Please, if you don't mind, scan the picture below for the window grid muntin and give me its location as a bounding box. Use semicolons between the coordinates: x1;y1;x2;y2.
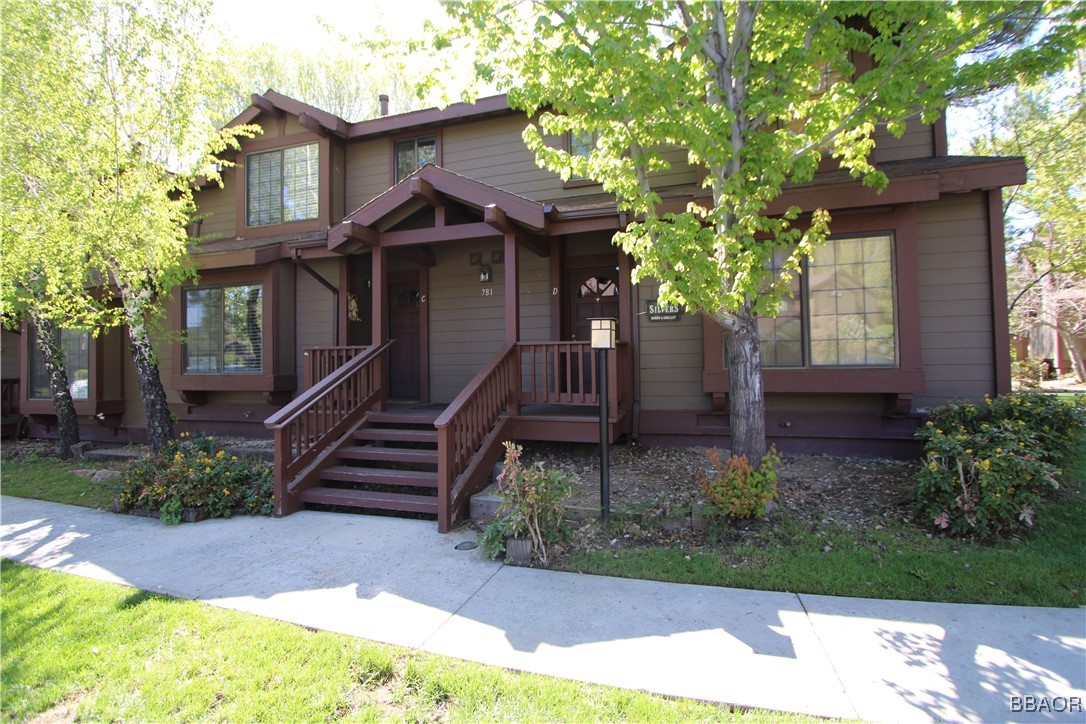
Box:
183;285;263;375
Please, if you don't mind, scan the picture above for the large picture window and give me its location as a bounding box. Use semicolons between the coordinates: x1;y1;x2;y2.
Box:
759;234;897;367
246;143;319;227
28;327;89;399
183;285;263;374
394;136;436;183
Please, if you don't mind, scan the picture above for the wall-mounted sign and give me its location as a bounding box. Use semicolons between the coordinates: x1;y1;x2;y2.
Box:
646;299;683;321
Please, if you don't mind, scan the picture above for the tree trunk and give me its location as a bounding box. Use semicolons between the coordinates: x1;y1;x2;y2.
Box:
32;315;81;459
721;312;767;466
1065;332;1086;383
123;286;173;452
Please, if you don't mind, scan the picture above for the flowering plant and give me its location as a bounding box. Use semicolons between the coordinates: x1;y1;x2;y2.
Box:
118;434;273;525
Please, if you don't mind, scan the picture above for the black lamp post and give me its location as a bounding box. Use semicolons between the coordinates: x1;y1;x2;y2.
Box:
590;317;616;524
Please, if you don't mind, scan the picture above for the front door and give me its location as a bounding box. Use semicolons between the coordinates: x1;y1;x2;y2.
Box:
388;276;421;400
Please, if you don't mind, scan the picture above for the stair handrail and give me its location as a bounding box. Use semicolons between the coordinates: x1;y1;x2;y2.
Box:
265;341;392;513
434;342;518;530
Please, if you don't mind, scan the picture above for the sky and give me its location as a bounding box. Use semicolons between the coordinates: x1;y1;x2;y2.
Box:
207;0;982;150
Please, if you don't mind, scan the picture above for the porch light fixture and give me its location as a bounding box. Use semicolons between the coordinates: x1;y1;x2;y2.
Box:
479;264;492;283
590;318;616;350
589;317;616;524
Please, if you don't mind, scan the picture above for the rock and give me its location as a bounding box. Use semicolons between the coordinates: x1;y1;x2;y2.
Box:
108;496;122;513
762;500;780;517
70;441;94;459
91;470;121;483
69;469;97;477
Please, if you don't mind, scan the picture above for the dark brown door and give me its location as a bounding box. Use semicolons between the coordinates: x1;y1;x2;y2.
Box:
388;279;420;399
567;267;620;341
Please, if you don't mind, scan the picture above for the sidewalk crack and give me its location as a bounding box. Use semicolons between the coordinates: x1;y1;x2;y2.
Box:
418;561;505;649
796;593;861;720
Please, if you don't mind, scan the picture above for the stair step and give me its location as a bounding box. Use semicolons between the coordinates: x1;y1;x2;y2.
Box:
298;486;438;514
353;428;438;444
320;465;438;488
368;411;441;426
338;447;439;465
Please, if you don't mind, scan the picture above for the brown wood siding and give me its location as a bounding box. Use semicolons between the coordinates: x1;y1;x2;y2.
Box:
344;141;390;213
294;257;339;391
874;115;935;162
331;144;346;224
637;279;710;411
277;261;296;379
518;250;552;341
915;192;995;408
197;167;237;240
428;241;508;402
441;116;697;202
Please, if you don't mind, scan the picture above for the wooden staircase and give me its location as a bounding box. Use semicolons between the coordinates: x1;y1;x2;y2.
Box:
297;410;441;517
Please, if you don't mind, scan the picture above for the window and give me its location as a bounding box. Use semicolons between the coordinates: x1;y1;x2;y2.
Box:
568;130;596;180
28;327;89;399
394;136;436;183
183;285;263;374
758;234;896;367
246;143;319;227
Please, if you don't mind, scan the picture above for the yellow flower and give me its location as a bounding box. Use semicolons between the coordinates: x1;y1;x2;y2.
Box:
204;467;211;473
216;450;226;459
230;456;238;462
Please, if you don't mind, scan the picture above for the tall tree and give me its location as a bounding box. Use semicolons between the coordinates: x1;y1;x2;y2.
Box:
972;49;1086;380
1;0;250;453
439;0;1086;463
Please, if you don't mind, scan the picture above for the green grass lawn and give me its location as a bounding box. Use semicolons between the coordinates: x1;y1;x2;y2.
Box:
1;458;120;509
558;437;1086;608
0;561;811;722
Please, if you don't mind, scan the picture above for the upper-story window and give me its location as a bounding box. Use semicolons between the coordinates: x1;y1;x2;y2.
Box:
568;130;596;180
395;136;436;183
759;234;896;367
246;143;319;227
183;284;263;374
28;327;89;399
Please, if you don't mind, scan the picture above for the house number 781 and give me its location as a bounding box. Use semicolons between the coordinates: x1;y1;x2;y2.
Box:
481;287;494;296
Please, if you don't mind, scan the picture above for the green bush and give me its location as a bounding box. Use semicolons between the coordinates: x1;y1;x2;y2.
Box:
479;442;576;565
915;393;1085;537
118;434;273;525
696;446;780;519
1010;348;1047;390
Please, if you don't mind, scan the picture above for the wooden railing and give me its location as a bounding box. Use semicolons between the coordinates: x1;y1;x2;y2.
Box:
434;343;518;532
517;341;630;414
265;342;390;515
303;346;369;389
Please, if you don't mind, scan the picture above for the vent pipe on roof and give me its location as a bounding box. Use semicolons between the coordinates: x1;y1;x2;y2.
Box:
379;94;389;116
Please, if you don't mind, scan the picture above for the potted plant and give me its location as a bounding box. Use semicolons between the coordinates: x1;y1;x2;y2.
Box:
479;441;576;565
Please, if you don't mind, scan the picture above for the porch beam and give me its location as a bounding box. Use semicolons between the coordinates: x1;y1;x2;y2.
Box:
381;221;500;247
410;177;444;209
486;204;550;257
329;220;379;253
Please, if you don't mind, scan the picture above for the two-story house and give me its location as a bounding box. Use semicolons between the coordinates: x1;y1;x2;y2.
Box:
17;89;1025;530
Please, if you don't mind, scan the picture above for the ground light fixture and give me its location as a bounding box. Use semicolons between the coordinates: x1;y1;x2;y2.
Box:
589;317;616;524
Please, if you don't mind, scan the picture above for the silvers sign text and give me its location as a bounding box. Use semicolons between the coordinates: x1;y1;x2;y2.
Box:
647;300;683;321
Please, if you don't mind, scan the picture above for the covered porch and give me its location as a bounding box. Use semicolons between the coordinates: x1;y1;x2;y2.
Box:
266;165;636;531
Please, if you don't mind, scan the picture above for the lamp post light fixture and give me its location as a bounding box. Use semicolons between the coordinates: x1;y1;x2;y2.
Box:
589;317;616;524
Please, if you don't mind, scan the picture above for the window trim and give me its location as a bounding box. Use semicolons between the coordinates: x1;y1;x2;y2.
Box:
760;232;899;369
233;132;330;239
389;130;442;186
181;283;266;376
701;204;924;398
245;142;320;229
171;264;296;396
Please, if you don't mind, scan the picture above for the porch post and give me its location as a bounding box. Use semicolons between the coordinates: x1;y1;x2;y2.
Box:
504;232;519;344
504;232;520;416
371;246;387;411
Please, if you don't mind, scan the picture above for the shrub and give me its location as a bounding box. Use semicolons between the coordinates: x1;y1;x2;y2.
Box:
1010;348;1047;390
914;393;1085;537
117;434;273;525
479;442;576;565
696;446;780;519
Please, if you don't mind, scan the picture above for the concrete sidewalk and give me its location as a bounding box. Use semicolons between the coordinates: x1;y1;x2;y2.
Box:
2;496;1083;722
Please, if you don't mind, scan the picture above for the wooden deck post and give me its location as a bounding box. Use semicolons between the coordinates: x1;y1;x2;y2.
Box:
372;246;387;412
504;232;521;416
